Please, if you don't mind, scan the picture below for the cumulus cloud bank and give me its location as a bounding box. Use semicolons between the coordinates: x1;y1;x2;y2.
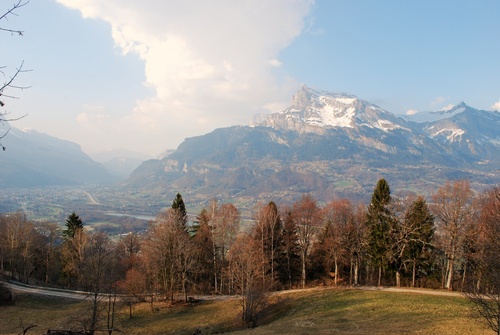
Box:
57;0;314;151
490;99;500;111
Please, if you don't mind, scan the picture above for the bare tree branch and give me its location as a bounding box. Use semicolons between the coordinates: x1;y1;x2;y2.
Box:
1;60;31;95
0;0;29;36
0;113;28;123
17;318;37;335
1;0;31;149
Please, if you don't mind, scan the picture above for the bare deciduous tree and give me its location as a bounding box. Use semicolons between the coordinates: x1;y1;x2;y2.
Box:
205;200;240;294
119;268;147;318
62;228;87;289
292;195;322;288
344;204;366;286
465;187;500;335
143;208;196;302
35;222;60;284
319;199;355;286
81;233;114;335
432;180;476;290
117;232;141;271
1;1;29;149
0;212;38;282
253;201;281;288
228;233;267;328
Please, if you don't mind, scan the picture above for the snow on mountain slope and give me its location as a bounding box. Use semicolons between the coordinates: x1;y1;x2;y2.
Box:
126;85;499;204
256;85;410;133
421;104;500;157
404;102;469;123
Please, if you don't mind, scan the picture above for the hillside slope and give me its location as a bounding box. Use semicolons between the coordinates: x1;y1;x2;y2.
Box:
125;86;500;203
0;127;115;187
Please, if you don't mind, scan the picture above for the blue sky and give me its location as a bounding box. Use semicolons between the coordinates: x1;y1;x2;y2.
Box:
2;0;499;156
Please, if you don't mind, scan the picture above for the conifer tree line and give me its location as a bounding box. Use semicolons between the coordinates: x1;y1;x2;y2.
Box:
0;182;499;299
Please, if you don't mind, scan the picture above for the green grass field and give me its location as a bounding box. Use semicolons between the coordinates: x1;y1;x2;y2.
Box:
0;287;490;335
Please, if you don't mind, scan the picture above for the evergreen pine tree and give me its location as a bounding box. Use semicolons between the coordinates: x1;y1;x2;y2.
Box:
404;196;435;287
172;193;187;227
366;178;392;286
63;212;83;240
278;210;301;289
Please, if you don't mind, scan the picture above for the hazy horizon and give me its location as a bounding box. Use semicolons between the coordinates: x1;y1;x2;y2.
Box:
3;0;500;156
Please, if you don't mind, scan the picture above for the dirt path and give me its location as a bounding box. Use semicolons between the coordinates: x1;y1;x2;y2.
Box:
5;281;88;300
5;280;464;302
5;280;239;302
355;285;464;297
271;285;465;299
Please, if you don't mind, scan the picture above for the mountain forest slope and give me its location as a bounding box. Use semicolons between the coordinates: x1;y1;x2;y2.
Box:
125;86;500;203
0;127;114;187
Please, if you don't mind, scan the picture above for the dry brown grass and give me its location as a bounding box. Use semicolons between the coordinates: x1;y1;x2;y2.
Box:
232;287;490;335
0;293;84;335
0;288;491;335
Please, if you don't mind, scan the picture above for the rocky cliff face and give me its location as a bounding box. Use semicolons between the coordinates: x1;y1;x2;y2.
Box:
125;86;500;203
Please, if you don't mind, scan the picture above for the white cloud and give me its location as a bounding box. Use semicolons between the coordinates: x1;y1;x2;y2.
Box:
57;0;314;151
76;112;89;124
431;96;447;107
269;59;283;67
406;109;418;115
490;99;500;111
441;104;455;112
76;105;111;130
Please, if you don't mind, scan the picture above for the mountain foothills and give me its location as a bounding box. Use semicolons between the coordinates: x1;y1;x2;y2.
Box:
0;127;114;187
126;86;500;203
1;85;498;200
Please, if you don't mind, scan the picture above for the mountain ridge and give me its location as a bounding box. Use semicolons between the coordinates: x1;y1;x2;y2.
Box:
0;126;116;187
125;86;500;204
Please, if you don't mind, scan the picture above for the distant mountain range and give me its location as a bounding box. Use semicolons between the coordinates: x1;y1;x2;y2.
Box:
90;149;152;179
0;127;115;187
1;85;498;201
125;86;500;203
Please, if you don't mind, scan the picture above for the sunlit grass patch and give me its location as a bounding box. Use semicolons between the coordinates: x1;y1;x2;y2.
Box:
0;288;491;335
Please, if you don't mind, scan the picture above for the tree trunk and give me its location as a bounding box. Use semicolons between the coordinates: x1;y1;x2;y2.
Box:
445;258;454;290
378;264;382;287
354;258;359;286
213;241;218;294
271;232;275;283
461;265;467;292
89;291;99;335
334;257;338;286
182;272;187;302
476;272;482;292
301;251;306;289
45;251;50;284
349;257;353;286
412;260;416;288
287;254;292;290
395;270;401;288
107;292;116;335
170;275;174;302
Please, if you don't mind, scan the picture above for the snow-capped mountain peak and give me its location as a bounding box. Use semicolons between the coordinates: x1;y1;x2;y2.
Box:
256;85;407;133
404;102;473;123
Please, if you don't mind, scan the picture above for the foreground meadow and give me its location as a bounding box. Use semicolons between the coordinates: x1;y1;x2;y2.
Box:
0;287;490;335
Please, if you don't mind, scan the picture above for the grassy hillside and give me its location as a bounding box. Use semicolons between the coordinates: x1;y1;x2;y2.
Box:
0;287;490;335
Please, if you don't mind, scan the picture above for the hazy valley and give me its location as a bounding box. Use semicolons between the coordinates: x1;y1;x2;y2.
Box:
1;86;499;230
